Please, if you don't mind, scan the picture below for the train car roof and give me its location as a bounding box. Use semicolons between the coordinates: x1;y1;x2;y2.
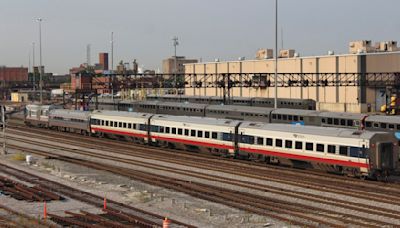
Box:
91;110;153;118
50;109;90;118
366;115;400;123
240;122;383;139
136;100;161;105
207;104;274;113
317;112;366;119
152;114;240;127
271;108;320;116
158;102;208;109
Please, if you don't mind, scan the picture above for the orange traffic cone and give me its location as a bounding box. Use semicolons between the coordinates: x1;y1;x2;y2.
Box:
163;217;171;228
43;201;47;219
103;197;107;209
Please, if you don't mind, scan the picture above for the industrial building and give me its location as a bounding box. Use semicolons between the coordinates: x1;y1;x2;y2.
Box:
0;66;28;82
184;41;400;113
163;56;198;77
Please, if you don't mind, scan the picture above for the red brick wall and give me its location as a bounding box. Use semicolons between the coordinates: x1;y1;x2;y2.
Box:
0;67;28;81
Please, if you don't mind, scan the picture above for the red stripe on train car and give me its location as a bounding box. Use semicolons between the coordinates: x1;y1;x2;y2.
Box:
151;135;234;150
91;127;148;138
240;147;369;168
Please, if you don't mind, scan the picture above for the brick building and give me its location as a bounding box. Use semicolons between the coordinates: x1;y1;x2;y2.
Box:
0;66;28;81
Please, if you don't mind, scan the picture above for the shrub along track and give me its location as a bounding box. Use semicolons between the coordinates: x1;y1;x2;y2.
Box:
4;127;400;227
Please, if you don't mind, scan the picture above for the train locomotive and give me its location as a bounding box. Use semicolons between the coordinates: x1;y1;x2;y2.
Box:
24;105;398;179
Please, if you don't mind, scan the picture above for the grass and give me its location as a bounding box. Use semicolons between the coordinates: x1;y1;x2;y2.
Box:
10;152;26;161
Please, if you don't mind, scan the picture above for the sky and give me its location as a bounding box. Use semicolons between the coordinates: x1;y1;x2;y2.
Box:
0;0;399;74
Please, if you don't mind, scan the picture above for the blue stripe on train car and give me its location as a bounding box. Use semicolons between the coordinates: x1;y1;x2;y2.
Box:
291;121;305;126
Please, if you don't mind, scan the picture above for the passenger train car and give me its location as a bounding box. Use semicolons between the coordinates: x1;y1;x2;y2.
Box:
24;104;60;127
24;106;399;179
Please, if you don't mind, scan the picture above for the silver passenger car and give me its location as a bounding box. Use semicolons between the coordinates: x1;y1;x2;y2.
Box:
49;109;91;133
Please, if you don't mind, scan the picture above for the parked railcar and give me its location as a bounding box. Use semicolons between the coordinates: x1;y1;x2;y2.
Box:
206;105;273;122
149;115;240;155
24;104;59;127
365;115;400;140
90;110;153;143
49;109;91;134
237;123;397;178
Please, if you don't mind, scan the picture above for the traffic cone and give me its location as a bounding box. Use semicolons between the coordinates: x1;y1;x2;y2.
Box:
163;217;171;228
103;197;107;209
43;201;47;220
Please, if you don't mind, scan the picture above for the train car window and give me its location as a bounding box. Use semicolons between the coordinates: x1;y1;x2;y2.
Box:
288;115;293;121
191;130;196;137
339;146;348;156
123;123;127;128
316;144;324;152
109;121;113;127
327;145;336;154
305;143;313;151
133;124;137;129
272;114;277;119
380;123;387;129
275;139;282;147
257;138;264;145
150;126;160;132
184;129;189;136
128;123;132;128
295;141;302;150
327;118;333;124
266;138;273;146
205;131;210;138
340;119;346;126
300;116;304;121
277;115;282;120
397;125;400;130
198;131;203;138
365;122;372;128
139;124;147;131
389;124;395;129
101;120;104;125
172;128;177;134
282;115;287;120
285;140;292;149
333;119;339;125
223;133;233;141
241;113;244;116
166;127;170;133
321;118;326;123
159;126;164;133
119;122;122;128
294;116;299;121
373;123;379;128
212;132;218;139
347;120;353;126
354;121;360;126
106;121;109;126
178;128;183;135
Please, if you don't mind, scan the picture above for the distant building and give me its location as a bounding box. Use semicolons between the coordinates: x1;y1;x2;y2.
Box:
99;53;109;70
162;56;198;76
0;66;28;81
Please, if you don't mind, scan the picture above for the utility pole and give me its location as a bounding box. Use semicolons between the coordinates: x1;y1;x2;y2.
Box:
274;0;278;109
37;18;43;104
1;106;6;155
172;36;179;95
32;42;36;93
110;32;114;101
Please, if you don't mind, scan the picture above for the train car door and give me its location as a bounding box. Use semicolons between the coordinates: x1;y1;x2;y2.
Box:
378;142;394;170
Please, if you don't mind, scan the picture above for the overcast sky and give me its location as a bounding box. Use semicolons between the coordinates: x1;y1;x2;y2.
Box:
0;0;399;74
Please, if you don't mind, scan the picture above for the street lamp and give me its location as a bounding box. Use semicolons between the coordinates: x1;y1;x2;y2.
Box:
274;0;278;109
172;36;179;94
37;18;43;104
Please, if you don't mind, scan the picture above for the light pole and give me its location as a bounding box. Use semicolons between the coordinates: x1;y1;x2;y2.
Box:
1;106;6;155
110;32;114;101
37;18;43;104
274;0;278;109
172;36;179;94
32;42;36;93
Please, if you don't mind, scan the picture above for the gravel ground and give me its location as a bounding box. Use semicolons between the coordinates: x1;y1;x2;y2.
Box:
4;130;400;226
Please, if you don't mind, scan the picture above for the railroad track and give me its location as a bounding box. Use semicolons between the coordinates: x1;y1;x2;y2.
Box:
4;131;400;227
0;163;194;228
8;127;400;203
